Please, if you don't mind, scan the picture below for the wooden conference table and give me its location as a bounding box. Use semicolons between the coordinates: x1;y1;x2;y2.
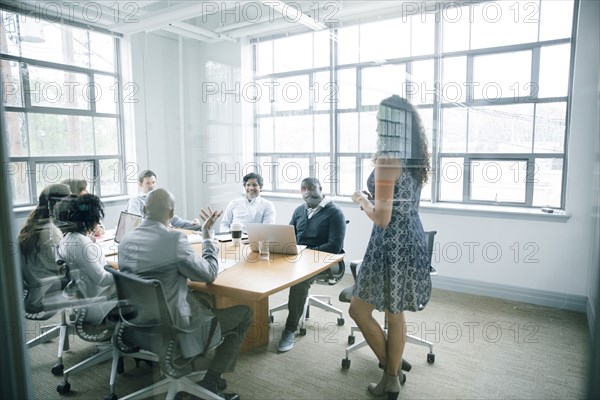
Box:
188;240;344;350
100;231;343;350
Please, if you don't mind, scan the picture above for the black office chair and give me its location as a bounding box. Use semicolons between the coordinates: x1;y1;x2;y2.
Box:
269;220;348;336
104;266;225;400
340;230;438;369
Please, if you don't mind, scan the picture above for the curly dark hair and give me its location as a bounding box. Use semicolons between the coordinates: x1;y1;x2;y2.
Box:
60;194;105;234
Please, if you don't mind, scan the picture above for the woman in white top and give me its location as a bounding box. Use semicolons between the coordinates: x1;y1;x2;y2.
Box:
58;194;117;324
18;184;71;316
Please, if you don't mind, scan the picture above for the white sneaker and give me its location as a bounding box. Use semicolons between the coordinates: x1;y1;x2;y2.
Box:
277;329;296;352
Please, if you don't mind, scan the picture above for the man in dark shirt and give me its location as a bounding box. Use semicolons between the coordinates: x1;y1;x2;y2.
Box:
277;177;346;352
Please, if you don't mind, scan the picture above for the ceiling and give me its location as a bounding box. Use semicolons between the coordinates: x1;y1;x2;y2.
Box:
5;0;425;43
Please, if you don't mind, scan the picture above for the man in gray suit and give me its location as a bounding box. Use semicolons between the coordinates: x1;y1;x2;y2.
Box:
118;188;251;400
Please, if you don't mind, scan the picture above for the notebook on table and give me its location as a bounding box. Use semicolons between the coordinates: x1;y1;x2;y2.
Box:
245;223;306;255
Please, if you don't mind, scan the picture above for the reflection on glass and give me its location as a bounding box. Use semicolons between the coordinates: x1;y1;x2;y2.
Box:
439;157;464;201
532;158;563;208
534;103;566;153
468;104;534;153
470;160;526;203
539;44;570;98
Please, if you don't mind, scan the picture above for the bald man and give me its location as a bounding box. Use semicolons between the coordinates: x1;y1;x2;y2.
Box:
118;188;251;400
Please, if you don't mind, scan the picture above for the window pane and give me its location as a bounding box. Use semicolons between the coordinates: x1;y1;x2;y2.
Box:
534;103;566;153
441;106;467;152
273;33;312;73
20;18;90;68
35;161;94;196
5;112;28;156
439;157;464;201
257;156;274;191
338;156;356;195
441;56;466;103
532;158;563;207
359;110;378;153
28;114;94;156
94;74;117;114
257;117;274;153
278;158;309;191
99;159;121;196
468;104;534;153
313;30;329;68
470;1;539;50
539;44;571;98
2;60;22;106
89;32;115;72
362;64;406;106
411;14;435;56
470;160;527;203
360;18;410;62
539;0;574;41
255;79;273;114
314;114;330;152
339;112;358;152
276;75;309;112
9;161;30;206
29;66;90;109
361;158;374;189
473;51;531;101
255;41;273;75
419;107;434;155
274;115;313;152
337;68;356;109
441;5;470;52
337;26;359;65
1;11;21;56
316;156;333;195
409;60;434;105
314;71;332;111
95;117;119;155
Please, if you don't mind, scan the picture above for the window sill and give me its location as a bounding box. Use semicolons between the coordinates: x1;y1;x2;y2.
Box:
13;195;130;218
261;192;570;222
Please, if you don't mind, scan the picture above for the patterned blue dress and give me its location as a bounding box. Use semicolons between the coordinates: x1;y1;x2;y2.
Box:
353;169;432;313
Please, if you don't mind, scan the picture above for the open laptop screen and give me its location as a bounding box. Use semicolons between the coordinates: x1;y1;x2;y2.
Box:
114;211;142;243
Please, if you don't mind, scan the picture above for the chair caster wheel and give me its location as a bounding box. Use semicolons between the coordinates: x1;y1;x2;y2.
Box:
348;335;355;345
427;353;435;364
51;363;64;376
341;358;351;369
57;381;71;394
337;318;344;326
104;393;118;400
299;328;307;336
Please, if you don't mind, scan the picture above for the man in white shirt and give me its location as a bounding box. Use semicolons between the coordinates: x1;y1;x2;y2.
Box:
127;170;201;230
219;172;276;232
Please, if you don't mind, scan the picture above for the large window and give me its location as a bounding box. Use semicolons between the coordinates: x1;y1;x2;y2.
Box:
1;8;125;206
252;0;575;209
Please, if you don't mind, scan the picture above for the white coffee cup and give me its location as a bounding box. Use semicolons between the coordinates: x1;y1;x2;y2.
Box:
230;222;243;245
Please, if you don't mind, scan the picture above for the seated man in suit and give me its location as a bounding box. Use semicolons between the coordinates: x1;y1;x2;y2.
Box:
118;188;252;400
219;172;276;232
277;177;346;352
126;170;201;230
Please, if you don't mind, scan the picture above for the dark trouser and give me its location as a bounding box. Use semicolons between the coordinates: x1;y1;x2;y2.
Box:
284;278;312;332
210;305;253;373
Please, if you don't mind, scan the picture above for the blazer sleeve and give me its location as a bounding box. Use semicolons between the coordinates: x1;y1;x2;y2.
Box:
175;234;219;283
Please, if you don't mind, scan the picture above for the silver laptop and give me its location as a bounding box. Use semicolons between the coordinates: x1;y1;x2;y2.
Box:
246;223;306;255
114;211;143;243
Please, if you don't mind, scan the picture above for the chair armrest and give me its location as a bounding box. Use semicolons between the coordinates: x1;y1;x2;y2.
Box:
349;259;363;281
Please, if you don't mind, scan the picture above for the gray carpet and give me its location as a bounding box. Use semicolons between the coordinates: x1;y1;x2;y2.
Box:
26;274;590;399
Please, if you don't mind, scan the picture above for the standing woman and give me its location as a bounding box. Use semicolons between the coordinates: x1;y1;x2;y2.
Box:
350;95;432;399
